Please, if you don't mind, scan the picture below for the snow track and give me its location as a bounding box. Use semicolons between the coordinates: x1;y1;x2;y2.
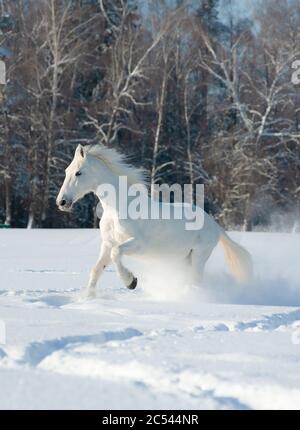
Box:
0;229;300;409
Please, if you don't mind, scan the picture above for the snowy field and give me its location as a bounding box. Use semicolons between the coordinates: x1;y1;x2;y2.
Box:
0;228;300;410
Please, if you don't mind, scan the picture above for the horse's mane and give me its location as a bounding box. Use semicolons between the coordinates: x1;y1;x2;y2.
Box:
86;144;148;186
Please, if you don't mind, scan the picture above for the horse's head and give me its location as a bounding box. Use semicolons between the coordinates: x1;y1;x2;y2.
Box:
56;144;97;211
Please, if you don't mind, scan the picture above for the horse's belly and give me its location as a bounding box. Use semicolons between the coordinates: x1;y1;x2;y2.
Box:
141;220;198;257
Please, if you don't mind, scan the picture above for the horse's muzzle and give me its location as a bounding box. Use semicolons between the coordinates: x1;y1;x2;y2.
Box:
57;198;73;212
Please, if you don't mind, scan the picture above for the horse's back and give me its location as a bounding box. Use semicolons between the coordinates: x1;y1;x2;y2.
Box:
100;201;221;259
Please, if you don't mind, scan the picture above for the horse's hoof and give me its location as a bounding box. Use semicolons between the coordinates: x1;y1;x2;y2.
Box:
78;287;96;300
127;277;137;290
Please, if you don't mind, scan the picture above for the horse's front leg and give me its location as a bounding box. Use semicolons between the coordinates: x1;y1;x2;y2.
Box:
82;243;112;298
111;238;141;290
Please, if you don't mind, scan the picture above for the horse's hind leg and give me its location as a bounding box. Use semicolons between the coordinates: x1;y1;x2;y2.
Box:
111;238;141;290
191;244;215;284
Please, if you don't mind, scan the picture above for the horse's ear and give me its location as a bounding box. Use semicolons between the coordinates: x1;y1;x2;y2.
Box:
76;144;86;159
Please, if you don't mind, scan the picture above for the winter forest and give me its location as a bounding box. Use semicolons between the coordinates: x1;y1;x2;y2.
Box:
0;0;300;229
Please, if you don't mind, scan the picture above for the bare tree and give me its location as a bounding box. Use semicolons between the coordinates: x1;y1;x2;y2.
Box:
85;1;175;147
195;0;300;228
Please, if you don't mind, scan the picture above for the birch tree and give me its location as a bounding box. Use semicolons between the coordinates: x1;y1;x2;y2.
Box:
85;1;175;147
195;0;300;228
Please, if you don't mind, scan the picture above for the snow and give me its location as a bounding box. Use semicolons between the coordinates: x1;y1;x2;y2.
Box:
0;229;300;410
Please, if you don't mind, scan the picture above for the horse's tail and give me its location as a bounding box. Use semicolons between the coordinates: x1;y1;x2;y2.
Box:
219;229;253;283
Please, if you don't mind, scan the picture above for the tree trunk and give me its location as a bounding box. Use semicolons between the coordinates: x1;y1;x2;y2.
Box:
184;73;194;204
243;198;252;231
4;175;11;225
151;66;167;198
41;0;59;223
27;177;39;229
27;212;34;229
27;134;40;228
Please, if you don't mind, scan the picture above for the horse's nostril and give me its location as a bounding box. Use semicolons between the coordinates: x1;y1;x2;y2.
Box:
60;199;66;206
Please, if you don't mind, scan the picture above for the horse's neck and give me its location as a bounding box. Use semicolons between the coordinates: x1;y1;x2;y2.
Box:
96;173;129;214
96;173;149;220
96;170;118;208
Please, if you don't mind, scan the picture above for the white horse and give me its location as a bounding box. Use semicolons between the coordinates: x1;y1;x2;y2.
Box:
57;144;253;298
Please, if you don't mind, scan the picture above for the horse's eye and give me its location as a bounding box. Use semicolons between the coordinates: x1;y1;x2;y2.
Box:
75;171;82;177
